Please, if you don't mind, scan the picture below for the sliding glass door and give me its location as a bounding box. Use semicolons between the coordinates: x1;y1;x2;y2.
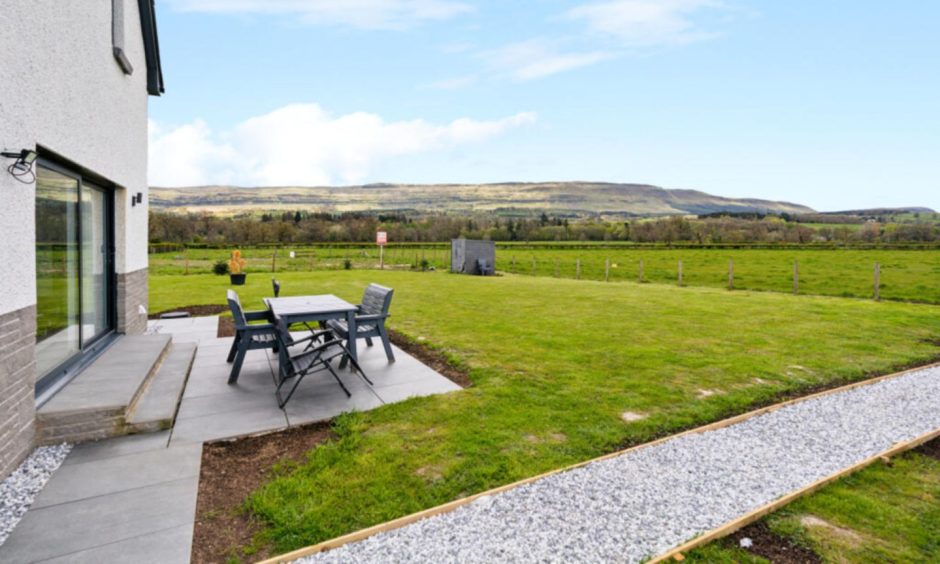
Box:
35;163;114;391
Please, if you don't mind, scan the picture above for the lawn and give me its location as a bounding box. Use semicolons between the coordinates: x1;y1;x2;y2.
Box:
687;442;940;562
149;270;940;556
150;246;940;303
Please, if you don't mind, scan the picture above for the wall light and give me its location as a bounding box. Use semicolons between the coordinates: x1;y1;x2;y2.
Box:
2;149;38;183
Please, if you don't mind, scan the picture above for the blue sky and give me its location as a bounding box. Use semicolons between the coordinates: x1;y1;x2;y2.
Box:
149;1;939;212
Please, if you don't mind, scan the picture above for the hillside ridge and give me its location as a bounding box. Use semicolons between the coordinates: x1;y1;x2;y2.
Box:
150;182;815;217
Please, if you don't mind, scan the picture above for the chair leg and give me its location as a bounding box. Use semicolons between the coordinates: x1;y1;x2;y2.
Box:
226;333;240;363
325;363;352;397
276;375;304;408
345;353;373;386
228;347;246;384
378;326;395;363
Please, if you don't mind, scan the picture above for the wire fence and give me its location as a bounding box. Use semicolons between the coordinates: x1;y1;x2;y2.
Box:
149;245;940;304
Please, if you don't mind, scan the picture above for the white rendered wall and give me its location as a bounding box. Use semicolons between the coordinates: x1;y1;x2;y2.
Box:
0;0;151;317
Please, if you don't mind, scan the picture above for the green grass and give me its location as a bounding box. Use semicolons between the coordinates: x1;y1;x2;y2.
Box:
149;270;940;555
150;246;940;304
687;446;940;562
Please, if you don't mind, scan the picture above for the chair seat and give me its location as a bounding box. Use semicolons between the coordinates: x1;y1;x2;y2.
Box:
250;332;277;343
326;319;376;337
288;343;342;373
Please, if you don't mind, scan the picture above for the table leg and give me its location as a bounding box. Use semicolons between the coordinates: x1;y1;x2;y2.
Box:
346;310;358;367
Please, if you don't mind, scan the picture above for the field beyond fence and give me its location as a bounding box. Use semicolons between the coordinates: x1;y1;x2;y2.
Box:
149;244;940;304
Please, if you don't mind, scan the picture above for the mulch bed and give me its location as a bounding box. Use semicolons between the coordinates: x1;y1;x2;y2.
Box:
914;436;940;461
192;422;334;564
218;316;235;338
149;304;229;320
725;521;822;563
388;329;473;388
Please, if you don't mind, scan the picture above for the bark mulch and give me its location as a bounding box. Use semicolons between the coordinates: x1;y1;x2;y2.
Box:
914;436;940;461
388;329;472;388
149;304;229;320
191;422;334;564
725;521;822;563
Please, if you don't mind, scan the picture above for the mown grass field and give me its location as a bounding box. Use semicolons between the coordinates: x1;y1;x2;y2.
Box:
150;246;940;303
688;443;940;562
149;270;940;556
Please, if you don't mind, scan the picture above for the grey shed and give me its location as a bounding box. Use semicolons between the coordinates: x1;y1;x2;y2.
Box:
451;239;496;275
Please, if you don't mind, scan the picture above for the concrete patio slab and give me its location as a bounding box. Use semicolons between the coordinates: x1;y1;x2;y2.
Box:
147;317;219;344
32;443;202;508
41;522;194;564
62;431;172;466
0;475;199;563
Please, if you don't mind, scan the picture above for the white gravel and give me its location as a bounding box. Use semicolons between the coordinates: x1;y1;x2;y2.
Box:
299;366;940;563
0;444;71;546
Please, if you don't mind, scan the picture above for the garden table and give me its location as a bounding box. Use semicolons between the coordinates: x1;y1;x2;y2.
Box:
264;295;360;363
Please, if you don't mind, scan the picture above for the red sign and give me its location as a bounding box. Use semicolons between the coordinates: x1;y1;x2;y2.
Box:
376;231;387;246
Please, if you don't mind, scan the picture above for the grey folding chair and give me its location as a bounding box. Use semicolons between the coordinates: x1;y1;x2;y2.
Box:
327;283;395;363
272;316;371;408
226;289;277;384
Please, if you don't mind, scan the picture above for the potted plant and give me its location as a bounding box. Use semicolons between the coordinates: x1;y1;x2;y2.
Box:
228;250;247;285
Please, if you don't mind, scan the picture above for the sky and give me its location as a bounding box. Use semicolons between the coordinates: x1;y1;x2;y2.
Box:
149;0;940;212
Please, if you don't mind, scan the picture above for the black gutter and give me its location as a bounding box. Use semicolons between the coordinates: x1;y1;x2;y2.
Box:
138;0;164;96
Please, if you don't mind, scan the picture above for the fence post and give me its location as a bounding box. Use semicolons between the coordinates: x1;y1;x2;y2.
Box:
728;259;734;290
793;261;799;294
272;248;277;273
638;259;644;283
576;259;581;280
605;258;610;282
874;262;881;301
678;260;684;286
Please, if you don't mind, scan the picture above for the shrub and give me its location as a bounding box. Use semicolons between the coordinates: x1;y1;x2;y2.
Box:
212;260;229;276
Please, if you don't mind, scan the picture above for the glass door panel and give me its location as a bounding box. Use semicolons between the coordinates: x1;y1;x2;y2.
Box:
81;183;110;344
35;167;81;377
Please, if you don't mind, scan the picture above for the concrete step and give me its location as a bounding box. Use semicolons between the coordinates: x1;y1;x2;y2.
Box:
37;335;172;444
127;343;197;433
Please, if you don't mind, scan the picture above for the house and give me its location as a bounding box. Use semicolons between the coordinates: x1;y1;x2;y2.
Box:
0;1;164;479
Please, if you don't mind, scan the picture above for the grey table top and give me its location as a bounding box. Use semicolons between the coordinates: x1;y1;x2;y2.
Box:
264;294;358;318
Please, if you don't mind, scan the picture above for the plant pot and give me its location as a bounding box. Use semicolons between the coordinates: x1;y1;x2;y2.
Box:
230;273;247;286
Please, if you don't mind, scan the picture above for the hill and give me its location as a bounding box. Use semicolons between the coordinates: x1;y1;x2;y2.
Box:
149;182;814;218
823;207;936;216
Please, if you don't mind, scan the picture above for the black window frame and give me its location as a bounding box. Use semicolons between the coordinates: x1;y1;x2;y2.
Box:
34;154;119;405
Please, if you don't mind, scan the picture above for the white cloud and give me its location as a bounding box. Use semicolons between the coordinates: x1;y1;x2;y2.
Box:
485;40;613;81
148;104;536;186
567;0;725;47
167;0;473;30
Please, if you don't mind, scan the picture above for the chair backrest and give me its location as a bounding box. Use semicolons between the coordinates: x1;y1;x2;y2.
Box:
272;315;295;347
272;278;281;297
226;289;247;327
360;284;393;317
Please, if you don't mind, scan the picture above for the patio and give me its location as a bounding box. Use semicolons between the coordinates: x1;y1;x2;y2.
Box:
0;315;461;562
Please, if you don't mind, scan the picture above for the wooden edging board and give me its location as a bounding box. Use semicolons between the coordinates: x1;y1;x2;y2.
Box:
258;360;940;564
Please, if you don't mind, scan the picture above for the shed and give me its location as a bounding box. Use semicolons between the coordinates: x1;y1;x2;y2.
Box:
451;239;496;275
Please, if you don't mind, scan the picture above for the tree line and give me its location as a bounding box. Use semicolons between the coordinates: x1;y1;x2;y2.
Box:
149;210;940;246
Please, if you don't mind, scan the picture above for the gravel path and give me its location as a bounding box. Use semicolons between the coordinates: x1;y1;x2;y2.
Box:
300;366;940;563
0;444;71;546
